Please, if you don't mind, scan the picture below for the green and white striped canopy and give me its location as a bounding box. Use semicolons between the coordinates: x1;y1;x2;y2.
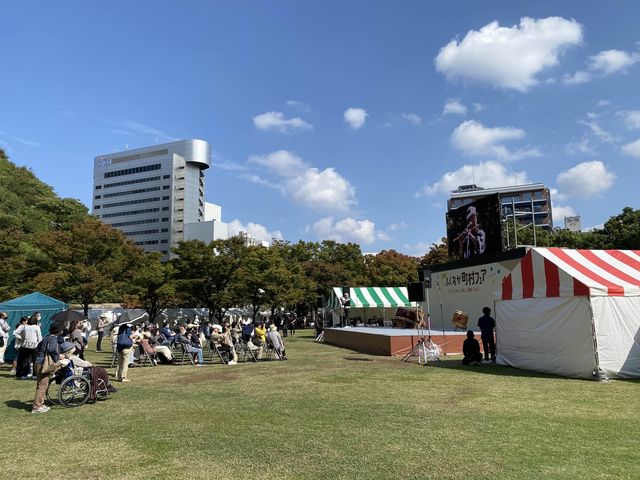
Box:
327;287;413;309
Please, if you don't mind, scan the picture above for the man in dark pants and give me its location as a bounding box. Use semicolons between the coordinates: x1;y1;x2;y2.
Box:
478;306;496;363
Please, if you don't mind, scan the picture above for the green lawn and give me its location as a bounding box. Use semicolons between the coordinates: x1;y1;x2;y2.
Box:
1;330;638;480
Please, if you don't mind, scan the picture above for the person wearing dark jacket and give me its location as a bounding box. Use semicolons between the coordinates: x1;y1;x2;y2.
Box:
462;331;482;366
477;307;496;363
32;322;65;413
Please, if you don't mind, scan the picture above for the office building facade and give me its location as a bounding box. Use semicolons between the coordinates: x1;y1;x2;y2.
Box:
93;139;226;258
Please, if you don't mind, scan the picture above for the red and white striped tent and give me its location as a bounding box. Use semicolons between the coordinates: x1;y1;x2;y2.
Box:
495;247;640;379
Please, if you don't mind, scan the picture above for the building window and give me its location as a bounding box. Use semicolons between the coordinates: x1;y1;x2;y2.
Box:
103;176;161;189
160;239;168;244
112;218;160;228
161;250;168;254
163;174;170;179
162;196;170;200
95;185;102;189
161;228;168;233
94;195;102;199
102;197;161;209
103;186;161;198
104;163;161;179
102;207;160;219
162;185;170;190
134;240;159;246
94;205;101;210
123;229;160;236
162;207;169;211
161;217;169;222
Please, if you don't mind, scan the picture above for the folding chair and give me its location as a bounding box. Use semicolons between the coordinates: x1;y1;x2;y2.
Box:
237;341;258;363
209;342;230;365
180;343;196;366
139;340;158;367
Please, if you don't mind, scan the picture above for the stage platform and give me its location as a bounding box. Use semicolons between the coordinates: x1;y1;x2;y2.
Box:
323;327;473;356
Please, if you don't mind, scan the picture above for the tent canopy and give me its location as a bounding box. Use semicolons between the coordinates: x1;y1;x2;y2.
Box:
328;287;413;309
0;292;68;361
499;247;640;300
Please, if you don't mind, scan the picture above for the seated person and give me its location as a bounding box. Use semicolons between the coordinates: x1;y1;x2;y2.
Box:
241;320;254;343
267;324;286;360
254;322;267;346
160;322;176;347
221;323;238;365
59;342;117;393
462;330;482;366
176;325;204;366
146;331;173;363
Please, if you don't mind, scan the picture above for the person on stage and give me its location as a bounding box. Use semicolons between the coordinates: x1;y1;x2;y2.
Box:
478;306;496;363
340;291;351;327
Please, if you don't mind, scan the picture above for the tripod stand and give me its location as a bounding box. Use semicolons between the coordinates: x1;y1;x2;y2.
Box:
402;285;442;364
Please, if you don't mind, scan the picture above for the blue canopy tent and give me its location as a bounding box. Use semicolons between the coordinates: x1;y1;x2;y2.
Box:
0;292;67;361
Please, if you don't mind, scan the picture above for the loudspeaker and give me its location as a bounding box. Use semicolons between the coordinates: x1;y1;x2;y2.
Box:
419;270;432;288
341;286;350;296
407;282;425;302
316;296;324;308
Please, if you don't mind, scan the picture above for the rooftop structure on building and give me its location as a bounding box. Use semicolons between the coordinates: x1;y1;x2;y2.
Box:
92;139;228;259
448;182;553;230
564;215;582;232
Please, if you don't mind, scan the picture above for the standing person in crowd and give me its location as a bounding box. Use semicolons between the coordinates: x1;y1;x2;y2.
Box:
115;323;134;382
81;317;91;347
32;322;66;414
14;315;42;379
290;315;297;336
96;313;108;352
221;323;238;365
282;313;289;338
462;330;482;366
0;311;9;365
9;316;29;375
478;306;496;363
267;324;287;360
69;320;85;360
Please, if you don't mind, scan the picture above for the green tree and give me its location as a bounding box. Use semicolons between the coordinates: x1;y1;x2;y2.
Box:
598;207;640;249
33;218;143;316
171;236;247;321
364;250;419;286
420;238;449;269
129;253;178;321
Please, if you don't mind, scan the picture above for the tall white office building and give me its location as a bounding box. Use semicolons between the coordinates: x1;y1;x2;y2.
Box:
92;139;228;259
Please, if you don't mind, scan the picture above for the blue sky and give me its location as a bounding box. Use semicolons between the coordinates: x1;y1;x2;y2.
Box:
2;1;640;255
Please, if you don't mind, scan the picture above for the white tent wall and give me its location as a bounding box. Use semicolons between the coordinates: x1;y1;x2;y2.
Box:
496;296;597;379
591;296;640;378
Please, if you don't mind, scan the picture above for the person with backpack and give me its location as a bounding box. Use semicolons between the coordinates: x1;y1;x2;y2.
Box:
115;323;134;382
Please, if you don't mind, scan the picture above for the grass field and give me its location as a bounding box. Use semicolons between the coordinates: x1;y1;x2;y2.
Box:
1;329;639;480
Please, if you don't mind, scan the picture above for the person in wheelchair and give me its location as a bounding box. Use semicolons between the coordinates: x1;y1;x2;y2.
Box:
59;342;118;393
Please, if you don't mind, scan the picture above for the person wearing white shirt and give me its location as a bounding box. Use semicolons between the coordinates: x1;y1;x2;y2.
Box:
0;311;10;364
14;315;42;379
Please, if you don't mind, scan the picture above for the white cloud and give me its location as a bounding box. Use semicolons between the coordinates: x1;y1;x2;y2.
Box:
443;99;467;115
344;108;368;129
472;103;486;112
589;49;640;75
435;16;583;92
228;220;283;244
556;160;616;198
553;204;577;222
450;120;540;160
622;139;640;158
103;119;177;141
578;120;617;143
401;113;422;125
562;70;591;85
309;217;387;244
618;110;640;129
285;100;309;112
564;137;595;155
253;111;313;134
417;161;529;196
249;150;356;212
597;99;610;107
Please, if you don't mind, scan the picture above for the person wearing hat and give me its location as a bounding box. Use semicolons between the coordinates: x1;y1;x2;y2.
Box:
478;307;496;363
60;342;118;393
267;324;286;360
96;313;108;352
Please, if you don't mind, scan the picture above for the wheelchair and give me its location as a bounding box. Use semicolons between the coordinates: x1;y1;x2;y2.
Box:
46;361;110;408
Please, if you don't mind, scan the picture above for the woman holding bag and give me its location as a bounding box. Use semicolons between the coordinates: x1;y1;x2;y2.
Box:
32;322;66;414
